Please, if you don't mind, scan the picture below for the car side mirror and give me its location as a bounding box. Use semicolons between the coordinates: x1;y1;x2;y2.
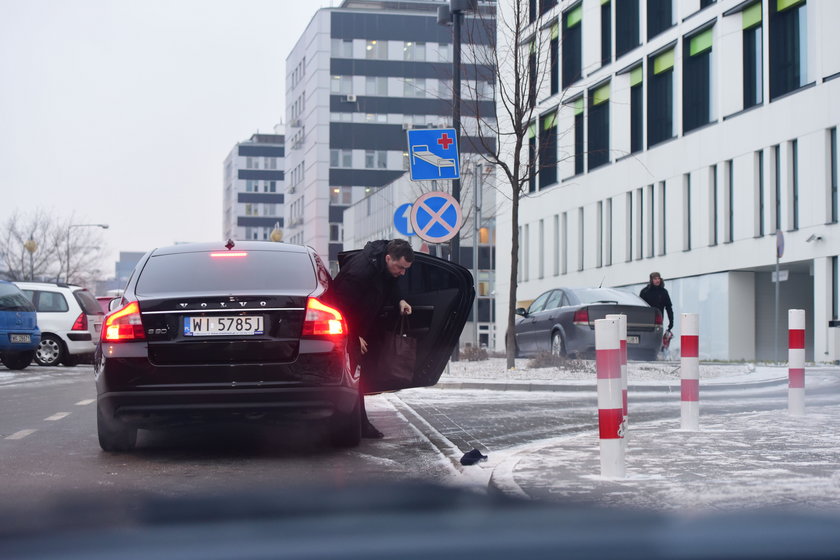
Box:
515;307;527;317
108;298;122;312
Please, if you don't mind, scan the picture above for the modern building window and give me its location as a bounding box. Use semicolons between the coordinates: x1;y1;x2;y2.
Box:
769;0;807;100
528;44;537;109
710;164;718;246
364;150;387;169
626;191;633;261
528;123;537;193
774;144;782;231
832;256;839;320
572;97;584;175
757;150;766;236
831;127;838;223
331;39;353;58
403;41;426;61
530;0;537;23
588;82;610;170
683;27;713;133
365;76;388;96
365;39;387;60
541;0;558;16
616;0;640;58
791;139;799;230
553;214;560;275
596;201;604;268
578;207;585;271
742;2;763;109
601;0;612;66
561;212;568;274
606;198;613;265
524;224;530;281
550;23;559;96
330;75;352;94
539;111;558;188
701;0;715;7
647;0;672;40
683;173;692;251
562;3;583;89
630;65;643;153
404;78;426;98
539;219;545;278
657;181;666;255
635;187;644;260
726;160;734;243
646;184;655;257
330;149;352;168
648;48;674;147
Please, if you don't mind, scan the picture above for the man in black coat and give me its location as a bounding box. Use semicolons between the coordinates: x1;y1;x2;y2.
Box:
639;272;674;332
329;239;414;438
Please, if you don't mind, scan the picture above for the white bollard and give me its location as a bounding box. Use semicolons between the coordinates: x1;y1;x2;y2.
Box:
788;309;806;416
680;313;700;431
595;318;625;478
606;314;628;430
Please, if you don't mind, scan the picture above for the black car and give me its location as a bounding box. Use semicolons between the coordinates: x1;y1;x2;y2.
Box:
514;287;663;360
95;242;473;452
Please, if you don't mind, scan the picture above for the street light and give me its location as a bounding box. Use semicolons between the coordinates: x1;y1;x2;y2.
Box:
66;223;109;283
24;239;37;281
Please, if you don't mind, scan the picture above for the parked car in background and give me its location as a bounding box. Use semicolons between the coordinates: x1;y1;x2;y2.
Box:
514;287;663;361
0;281;41;370
15;282;104;367
96;296;114;314
95;241;473;452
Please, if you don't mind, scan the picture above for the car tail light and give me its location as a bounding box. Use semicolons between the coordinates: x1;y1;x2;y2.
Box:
71;313;88;331
102;301;146;342
210;252;248;258
654;310;663;325
301;298;346;337
572;308;589;326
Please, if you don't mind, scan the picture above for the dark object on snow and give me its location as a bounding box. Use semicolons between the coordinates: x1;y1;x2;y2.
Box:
460;449;488;466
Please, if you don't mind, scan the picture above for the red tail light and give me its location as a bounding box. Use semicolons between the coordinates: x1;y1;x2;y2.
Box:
102;301;146;342
654;310;663;325
572;308;589;325
71;313;87;331
301;298;346;337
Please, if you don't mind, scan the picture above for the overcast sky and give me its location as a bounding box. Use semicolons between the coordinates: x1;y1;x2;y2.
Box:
0;0;339;274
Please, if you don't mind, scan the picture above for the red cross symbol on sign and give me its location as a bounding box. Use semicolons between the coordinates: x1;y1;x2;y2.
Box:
437;133;453;150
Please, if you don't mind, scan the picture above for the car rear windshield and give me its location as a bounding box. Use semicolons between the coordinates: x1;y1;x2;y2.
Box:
74;289;105;315
573;288;643;306
135;250;317;295
0;284;36;312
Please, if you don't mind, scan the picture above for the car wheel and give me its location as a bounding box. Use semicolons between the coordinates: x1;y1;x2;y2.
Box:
550;332;565;357
1;350;35;370
97;405;137;452
329;401;361;448
34;334;65;367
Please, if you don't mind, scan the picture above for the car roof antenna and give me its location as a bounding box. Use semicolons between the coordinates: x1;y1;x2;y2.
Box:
598;276;605;288
225;239;235;250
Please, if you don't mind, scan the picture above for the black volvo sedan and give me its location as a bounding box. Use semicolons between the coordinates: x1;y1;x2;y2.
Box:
95;241;473;452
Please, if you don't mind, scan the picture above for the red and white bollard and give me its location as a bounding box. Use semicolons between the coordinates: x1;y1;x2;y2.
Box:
606;313;628;431
595;318;625;478
680;313;700;431
788;309;806;416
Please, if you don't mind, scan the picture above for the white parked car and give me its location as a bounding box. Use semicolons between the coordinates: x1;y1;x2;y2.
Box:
14;282;105;366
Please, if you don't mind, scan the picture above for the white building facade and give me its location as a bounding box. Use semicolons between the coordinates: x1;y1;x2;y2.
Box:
223;133;286;242
495;0;840;361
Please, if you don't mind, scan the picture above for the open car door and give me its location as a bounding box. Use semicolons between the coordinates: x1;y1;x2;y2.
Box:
336;251;475;393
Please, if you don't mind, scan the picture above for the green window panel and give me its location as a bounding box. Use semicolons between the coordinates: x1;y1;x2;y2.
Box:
573;98;584;115
543;112;557;129
550;22;559;40
593;83;611;105
777;0;805;12
653;49;674;74
742;2;762;29
630;66;643;86
566;4;582;28
689;28;713;56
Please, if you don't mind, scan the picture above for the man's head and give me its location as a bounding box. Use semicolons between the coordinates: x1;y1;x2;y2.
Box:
385;239;414;277
650;272;662;286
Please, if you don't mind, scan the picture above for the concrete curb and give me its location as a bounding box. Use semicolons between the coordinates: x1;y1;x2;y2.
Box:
431;375;788;393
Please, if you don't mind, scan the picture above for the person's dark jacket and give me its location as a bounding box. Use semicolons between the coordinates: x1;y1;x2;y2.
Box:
328;240;402;341
640;281;674;330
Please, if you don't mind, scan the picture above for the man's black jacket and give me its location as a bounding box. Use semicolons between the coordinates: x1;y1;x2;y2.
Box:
328;240;401;341
639;281;674;330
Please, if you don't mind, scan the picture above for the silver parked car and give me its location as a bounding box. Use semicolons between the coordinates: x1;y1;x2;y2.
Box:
514;287;663;361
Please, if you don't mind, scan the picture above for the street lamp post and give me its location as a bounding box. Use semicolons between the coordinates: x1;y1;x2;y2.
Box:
23;239;38;281
66;223;109;283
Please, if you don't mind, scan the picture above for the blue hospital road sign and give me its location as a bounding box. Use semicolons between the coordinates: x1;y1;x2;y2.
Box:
410;191;463;244
406;128;460;181
393;203;415;236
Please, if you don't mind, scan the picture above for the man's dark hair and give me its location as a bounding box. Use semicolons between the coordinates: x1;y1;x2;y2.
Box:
386;239;414;263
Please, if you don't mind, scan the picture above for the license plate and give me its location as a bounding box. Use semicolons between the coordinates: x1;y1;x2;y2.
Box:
184;316;264;336
10;334;31;344
627;335;640;344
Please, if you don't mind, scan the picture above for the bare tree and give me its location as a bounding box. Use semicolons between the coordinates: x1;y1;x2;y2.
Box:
0;210;107;288
462;0;553;367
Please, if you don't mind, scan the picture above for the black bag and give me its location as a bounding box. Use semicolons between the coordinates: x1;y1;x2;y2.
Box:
369;315;417;390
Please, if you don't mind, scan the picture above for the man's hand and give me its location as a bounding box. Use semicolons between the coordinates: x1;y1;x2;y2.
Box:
359;337;368;354
399;299;412;315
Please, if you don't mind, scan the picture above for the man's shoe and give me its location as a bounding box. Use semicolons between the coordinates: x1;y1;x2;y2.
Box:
362;421;384;439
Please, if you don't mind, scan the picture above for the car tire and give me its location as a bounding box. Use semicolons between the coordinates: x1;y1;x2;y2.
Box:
35;334;65;367
550;332;565;358
329;401;361;448
97;405;137;452
1;350;35;370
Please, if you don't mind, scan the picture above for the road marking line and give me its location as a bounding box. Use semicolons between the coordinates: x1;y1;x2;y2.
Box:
75;399;95;406
6;429;37;440
45;412;70;421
